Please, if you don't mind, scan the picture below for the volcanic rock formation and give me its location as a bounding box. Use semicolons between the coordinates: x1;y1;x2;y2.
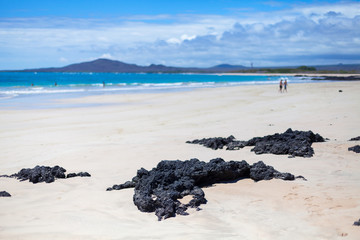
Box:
107;158;301;220
354;219;360;226
0;191;11;197
348;145;360;153
349;136;360;141
1;165;91;184
187;128;325;157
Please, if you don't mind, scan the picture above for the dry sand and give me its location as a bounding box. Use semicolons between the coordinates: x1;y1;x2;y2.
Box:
0;81;360;239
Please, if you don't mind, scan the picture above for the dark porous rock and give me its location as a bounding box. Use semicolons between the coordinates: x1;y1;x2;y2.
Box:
348;145;360;153
187;128;325;157
186;136;236;150
106;181;136;191
250;161;295;181
1;166;91;184
66;173;77;178
108;158;300;220
295;175;307;181
349;136;360;141
0;191;11;197
77;172;91;177
354;219;360;226
67;172;91;178
14;165;66;183
248;128;325;157
226;141;247;150
312;76;360;81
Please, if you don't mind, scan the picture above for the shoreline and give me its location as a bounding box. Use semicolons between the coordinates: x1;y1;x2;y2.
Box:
0;79;356;111
217;72;360;77
0;80;338;110
0;74;316;110
1;72;359;104
1;81;360;239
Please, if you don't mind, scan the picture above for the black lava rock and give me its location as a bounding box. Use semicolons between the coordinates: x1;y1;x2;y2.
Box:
1;166;91;184
66;173;77;178
354;219;360;226
77;172;91;177
186;136;237;150
67;172;91;178
0;191;11;197
187;128;325;157
349;136;360;141
106;181;136;191
348;145;360;153
250;161;295;181
311;76;360;81
108;158;298;220
248;128;324;157
14;165;66;183
226;140;247;150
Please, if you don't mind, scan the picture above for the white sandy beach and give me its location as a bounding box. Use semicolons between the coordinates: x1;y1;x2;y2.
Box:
1;81;360;239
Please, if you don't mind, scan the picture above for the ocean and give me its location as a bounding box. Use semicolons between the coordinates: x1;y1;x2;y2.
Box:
0;72;314;109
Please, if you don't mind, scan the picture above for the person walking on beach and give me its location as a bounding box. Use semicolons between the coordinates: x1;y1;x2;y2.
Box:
284;80;287;92
279;80;283;93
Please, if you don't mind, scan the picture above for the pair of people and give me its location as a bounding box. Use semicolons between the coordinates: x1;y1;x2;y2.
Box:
279;79;287;92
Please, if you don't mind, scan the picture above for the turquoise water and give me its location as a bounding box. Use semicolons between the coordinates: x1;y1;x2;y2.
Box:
0;72;313;96
0;72;313;109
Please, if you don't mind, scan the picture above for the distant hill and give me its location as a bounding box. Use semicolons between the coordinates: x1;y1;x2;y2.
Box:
206;64;248;72
13;59;249;73
19;59;182;73
2;59;359;73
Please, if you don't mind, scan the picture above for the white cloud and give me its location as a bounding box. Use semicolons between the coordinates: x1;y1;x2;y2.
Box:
166;38;181;44
0;1;359;69
99;53;114;59
166;34;196;44
59;57;68;62
181;34;196;41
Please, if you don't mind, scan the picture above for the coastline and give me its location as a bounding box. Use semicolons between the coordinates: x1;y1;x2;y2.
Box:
218;72;360;77
1;81;360;239
1;72;359;106
0;72;315;108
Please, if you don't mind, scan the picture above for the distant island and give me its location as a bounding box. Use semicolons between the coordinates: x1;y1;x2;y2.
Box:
2;59;248;73
2;58;360;74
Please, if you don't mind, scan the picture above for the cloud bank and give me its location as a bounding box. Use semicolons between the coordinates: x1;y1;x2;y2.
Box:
0;1;359;69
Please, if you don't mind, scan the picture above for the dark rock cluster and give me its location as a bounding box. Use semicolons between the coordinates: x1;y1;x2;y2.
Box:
185;136;239;150
107;181;136;191
348;145;360;153
1;166;91;184
187;128;325;157
354;219;360;226
249;161;296;181
247;128;325;157
108;158;300;220
67;172;92;178
349;136;360;141
0;191;11;197
311;76;360;81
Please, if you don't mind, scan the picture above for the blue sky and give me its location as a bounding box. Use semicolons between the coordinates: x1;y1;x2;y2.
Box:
0;0;359;69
